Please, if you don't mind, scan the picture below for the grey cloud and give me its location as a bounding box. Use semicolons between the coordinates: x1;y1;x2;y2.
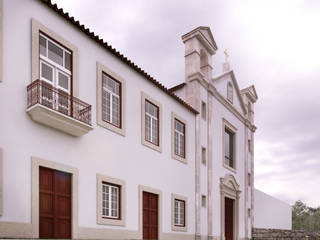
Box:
52;0;320;207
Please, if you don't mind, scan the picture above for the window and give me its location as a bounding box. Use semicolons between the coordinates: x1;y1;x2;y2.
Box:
40;34;72;94
248;208;251;218
224;128;234;168
142;92;162;152
171;113;187;163
102;73;121;128
174;119;185;158
174;199;185;227
201;195;206;208
223;119;237;171
248;173;251;186
97;62;126;136
201;101;206;120
227;82;233;103
248;139;251;153
97;174;125;226
171;194;187;231
202;147;206;166
102;182;120;219
145;100;159;145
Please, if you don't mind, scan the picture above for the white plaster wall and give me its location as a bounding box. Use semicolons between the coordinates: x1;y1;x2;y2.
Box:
213;74;243;115
0;0;196;235
199;85;208;236
254;189;292;230
210;96;246;239
171;85;186;100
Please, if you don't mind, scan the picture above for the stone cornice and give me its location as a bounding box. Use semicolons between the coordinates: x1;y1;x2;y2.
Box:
189;76;257;132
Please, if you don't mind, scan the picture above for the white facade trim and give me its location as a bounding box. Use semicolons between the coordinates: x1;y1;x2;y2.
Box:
96;62;126;136
171;112;188;164
171;193;188;232
31;18;79;97
141;92;163;152
96;174;126;226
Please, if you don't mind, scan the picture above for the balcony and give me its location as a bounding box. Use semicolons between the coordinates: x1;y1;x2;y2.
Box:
26;80;93;136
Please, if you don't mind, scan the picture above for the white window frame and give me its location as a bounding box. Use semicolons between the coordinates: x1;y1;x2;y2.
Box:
97;174;125;226
96;62;126;136
39;33;72;94
101;182;120;219
141;92;162;152
222;119;237;173
174;119;185;158
171;112;187;163
102;72;121;128
174;199;185;227
171;194;187;232
145;100;159;145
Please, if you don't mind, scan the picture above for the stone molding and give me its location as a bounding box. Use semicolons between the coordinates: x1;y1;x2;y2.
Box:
220;174;241;240
31;18;79;97
96;174;126;226
171;193;188;232
0;147;2;216
138;185;163;239
207;94;214;238
141;92;163;153
187;75;257;132
31;156;79;238
0;0;2;83
96;62;126;136
171;112;188;164
222;118;237;173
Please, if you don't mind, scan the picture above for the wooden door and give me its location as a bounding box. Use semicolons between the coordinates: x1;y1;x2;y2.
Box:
39;167;71;239
225;197;234;240
143;191;158;240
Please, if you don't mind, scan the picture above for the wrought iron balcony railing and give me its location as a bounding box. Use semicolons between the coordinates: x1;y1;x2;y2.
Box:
27;80;92;126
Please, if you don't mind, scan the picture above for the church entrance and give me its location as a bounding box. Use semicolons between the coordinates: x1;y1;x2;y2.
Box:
224;197;234;240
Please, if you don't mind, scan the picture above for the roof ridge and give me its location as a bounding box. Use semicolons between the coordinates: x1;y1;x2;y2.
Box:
39;0;198;114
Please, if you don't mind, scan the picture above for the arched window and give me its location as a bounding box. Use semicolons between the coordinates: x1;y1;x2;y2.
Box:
227;82;233;103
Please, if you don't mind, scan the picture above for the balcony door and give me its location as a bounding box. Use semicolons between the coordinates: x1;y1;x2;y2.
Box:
39;33;72;115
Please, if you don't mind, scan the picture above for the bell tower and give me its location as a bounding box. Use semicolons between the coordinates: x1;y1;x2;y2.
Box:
181;26;218;110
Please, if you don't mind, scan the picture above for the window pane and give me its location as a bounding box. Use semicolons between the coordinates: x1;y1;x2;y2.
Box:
102;90;111;122
48;41;63;66
225;131;230;158
180;134;185;157
40;35;47;57
65;52;71;70
145;114;151;142
41;62;53;82
112;95;120;127
58;72;69;90
152;118;158;145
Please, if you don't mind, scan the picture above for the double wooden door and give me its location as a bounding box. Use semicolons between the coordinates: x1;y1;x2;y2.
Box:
39;167;72;239
225;197;234;240
143;191;158;240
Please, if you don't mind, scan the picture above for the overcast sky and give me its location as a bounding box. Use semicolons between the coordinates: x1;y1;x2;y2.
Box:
52;0;320;207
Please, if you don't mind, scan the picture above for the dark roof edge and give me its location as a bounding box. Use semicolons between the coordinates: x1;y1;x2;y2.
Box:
169;82;186;92
39;0;198;115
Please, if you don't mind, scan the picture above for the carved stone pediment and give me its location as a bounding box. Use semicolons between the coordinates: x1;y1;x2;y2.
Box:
220;174;241;198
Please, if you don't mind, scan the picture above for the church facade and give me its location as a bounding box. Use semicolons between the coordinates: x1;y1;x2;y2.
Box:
0;0;257;240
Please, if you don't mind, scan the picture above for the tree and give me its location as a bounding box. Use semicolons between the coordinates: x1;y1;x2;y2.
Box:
292;200;320;231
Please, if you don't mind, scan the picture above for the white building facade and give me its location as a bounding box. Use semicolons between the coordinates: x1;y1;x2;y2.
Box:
0;1;258;240
254;189;292;230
